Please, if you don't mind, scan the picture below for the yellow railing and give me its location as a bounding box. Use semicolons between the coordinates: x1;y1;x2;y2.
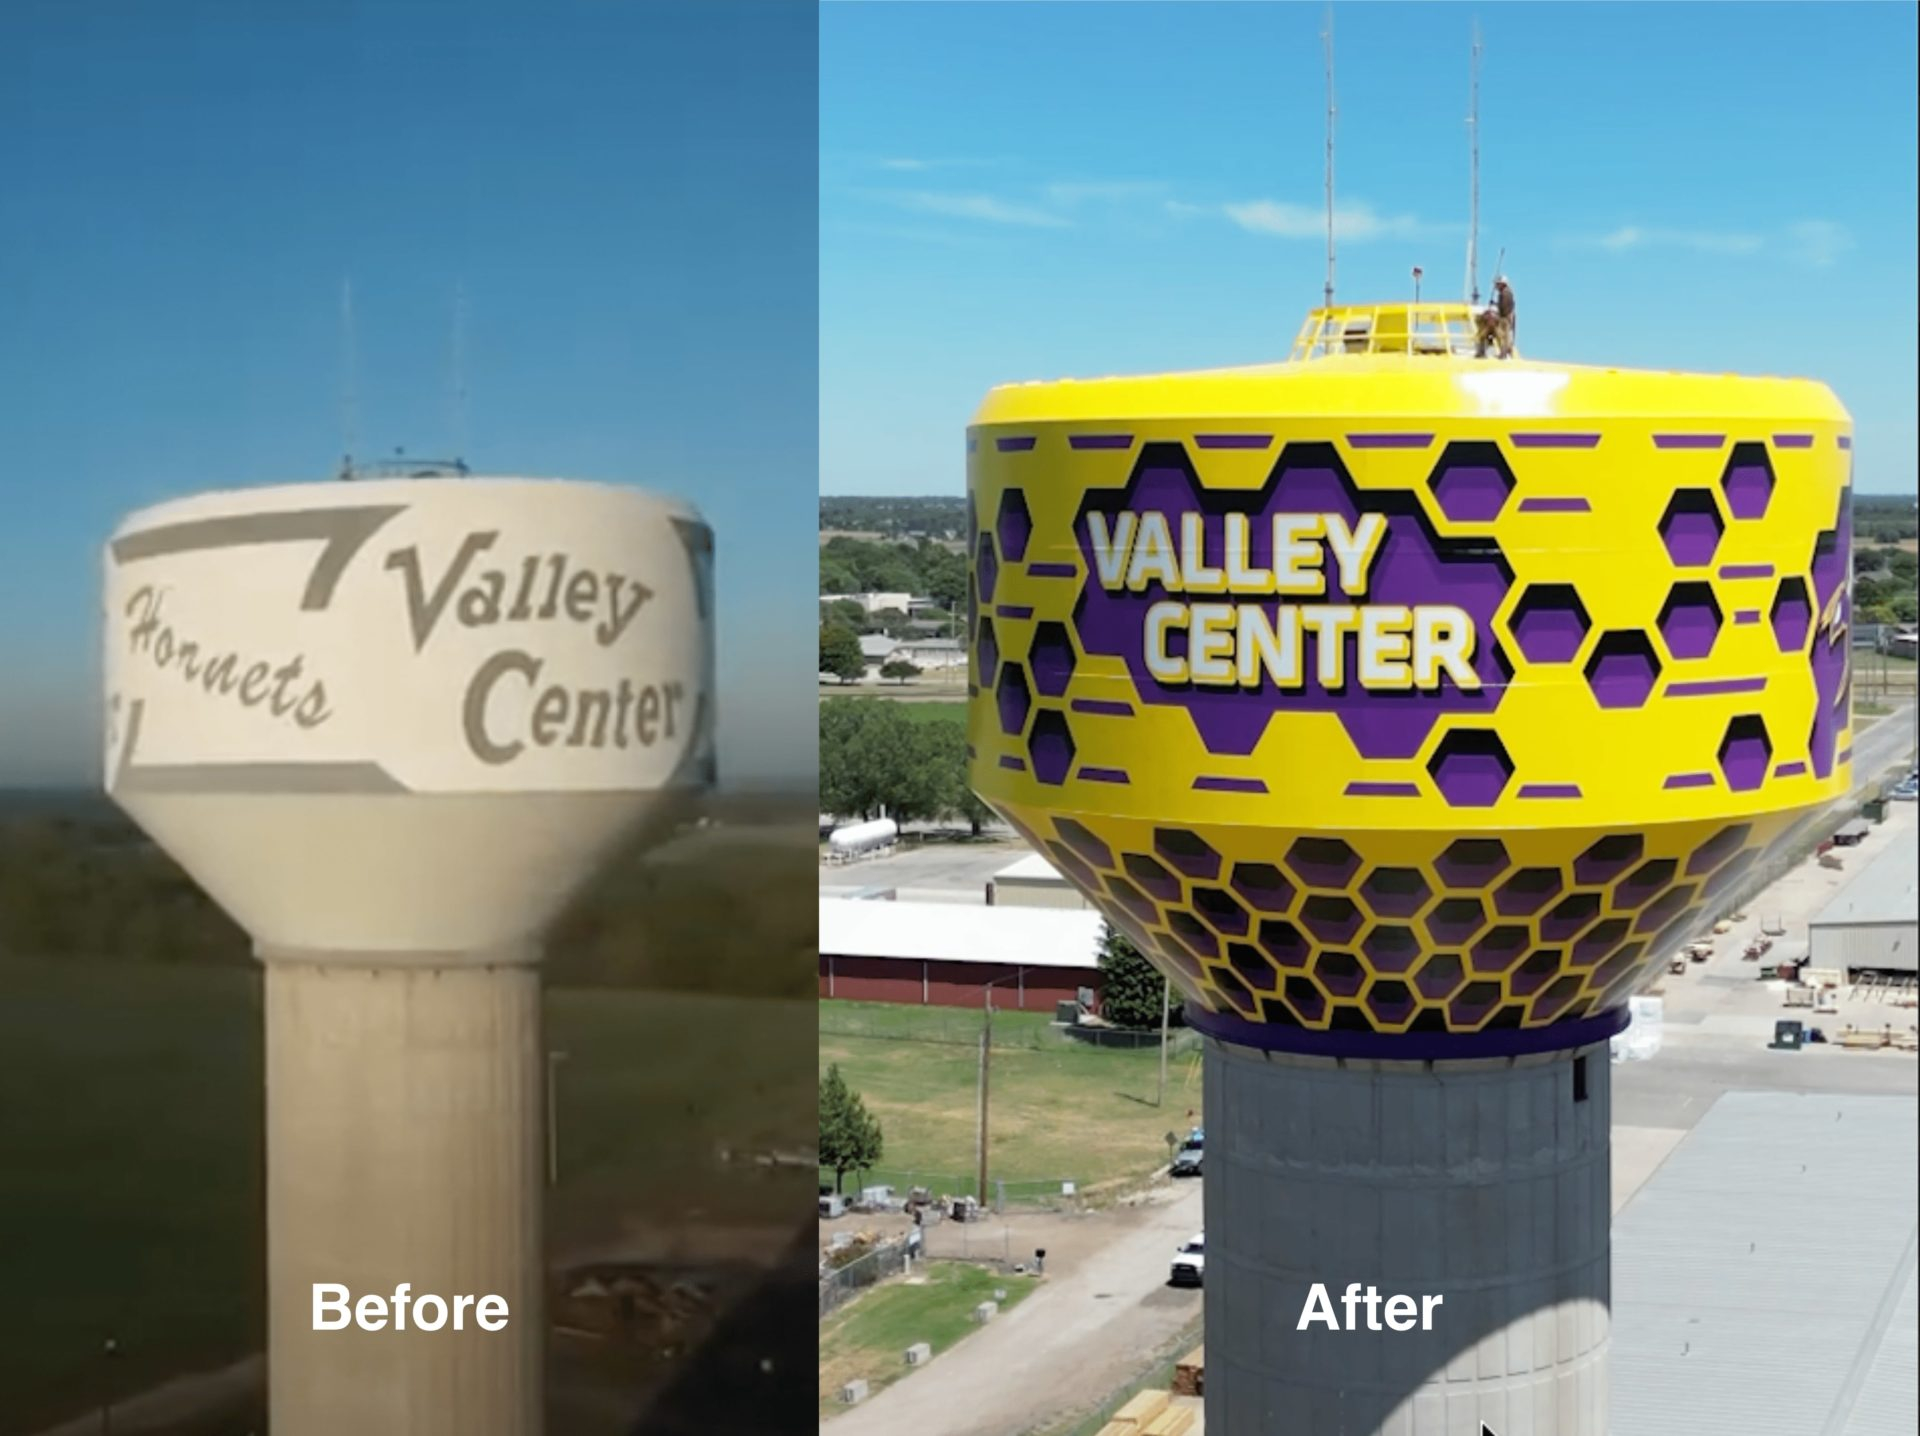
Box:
1288;303;1515;361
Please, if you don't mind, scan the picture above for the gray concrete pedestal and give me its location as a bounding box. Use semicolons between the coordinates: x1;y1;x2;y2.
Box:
1203;1039;1611;1436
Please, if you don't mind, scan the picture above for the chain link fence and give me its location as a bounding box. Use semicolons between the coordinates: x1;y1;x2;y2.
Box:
818;1232;917;1318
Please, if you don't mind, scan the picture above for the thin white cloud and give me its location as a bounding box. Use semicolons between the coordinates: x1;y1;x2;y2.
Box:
1785;220;1853;268
1219;198;1433;242
1570;225;1764;256
882;190;1071;229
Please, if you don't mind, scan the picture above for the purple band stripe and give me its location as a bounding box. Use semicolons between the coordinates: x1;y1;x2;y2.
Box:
997;605;1034;619
1069;434;1134;450
1194;434;1273;450
1838;747;1853;765
1734;609;1761;624
1026;562;1077;578
997;755;1026;771
1079;767;1130;785
1346;433;1433;449
1518;783;1583;799
1773;761;1808;778
1186;1001;1629;1062
1653;434;1726;450
1664;772;1716;790
1773;434;1814;449
995;436;1036;453
1510;433;1601;448
1838;436;1852;450
1070;699;1135;717
1194;776;1268;794
1666;676;1768;697
1718;564;1775;580
1343;781;1420;797
1517;496;1592;513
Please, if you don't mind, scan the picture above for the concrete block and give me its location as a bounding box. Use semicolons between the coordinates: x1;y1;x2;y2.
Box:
972;1300;998;1323
840;1380;869;1405
904;1342;932;1366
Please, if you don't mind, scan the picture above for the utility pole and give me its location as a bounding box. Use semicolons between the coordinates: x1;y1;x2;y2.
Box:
976;987;993;1204
1466;20;1482;305
546;1050;569;1187
1157;976;1171;1106
1322;7;1337;310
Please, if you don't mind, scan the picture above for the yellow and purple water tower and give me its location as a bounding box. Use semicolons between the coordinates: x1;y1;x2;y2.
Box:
967;303;1854;1434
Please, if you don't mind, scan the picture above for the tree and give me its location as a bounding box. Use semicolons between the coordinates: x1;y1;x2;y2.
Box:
1098;922;1172;1029
820;622;866;684
879;659;921;685
818;1063;884;1194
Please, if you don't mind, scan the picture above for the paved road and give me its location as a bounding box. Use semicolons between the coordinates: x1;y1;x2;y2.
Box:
826;1185;1204;1436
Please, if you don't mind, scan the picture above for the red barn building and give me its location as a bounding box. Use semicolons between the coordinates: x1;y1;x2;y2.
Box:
818;900;1104;1011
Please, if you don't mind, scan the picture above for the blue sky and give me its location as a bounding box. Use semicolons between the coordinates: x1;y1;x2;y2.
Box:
0;0;816;788
822;1;1918;497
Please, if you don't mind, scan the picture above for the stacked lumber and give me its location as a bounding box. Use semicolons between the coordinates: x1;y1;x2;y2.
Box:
1172;1345;1205;1397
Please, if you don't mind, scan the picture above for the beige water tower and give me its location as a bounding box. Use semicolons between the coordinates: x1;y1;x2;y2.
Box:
103;476;714;1435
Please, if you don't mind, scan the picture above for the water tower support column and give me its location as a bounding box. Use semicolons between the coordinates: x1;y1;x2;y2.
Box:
262;949;544;1436
1203;1033;1611;1436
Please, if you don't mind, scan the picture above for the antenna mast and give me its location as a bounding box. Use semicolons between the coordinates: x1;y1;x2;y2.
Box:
340;279;360;471
1323;7;1336;309
450;281;469;464
1466;21;1482;305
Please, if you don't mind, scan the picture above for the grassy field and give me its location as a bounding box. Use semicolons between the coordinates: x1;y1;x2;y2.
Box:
0;960;813;1433
818;1262;1038;1419
818;1001;1202;1197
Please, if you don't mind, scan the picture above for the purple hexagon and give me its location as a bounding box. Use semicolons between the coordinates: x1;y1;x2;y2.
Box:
1584;630;1662;709
1590;942;1648;998
1614;858;1678;911
1658;489;1726;567
996;489;1033;563
976;616;1001;686
1541;892;1602;943
1193;886;1253;937
1154;828;1221;880
1717;714;1772;793
1102;873;1160;927
975;532;999;605
997;663;1032;735
1570;917;1631;969
1574;834;1645;885
1424;896;1489;947
1153;932;1209;987
1300;894;1363;945
1658;582;1723;660
1361;924;1422;974
1412;952;1467;1001
1434;838;1511;888
1358;866;1431;919
1312;950;1366;998
1512;949;1563;997
1258;918;1311;969
1231;862;1296;913
1468;925;1530;974
1028;710;1075;784
1053;818;1113;871
1045;840;1099;891
1633;883;1697;936
1363;979;1418;1026
1073;443;1513;761
1427;730;1514;808
1494;866;1563;917
1285;836;1361;889
1427;442;1515;522
1122;851;1182;902
1214;967;1260;1016
1686;823;1752;877
1719;442;1774;521
1283;974;1327;1024
1533;974;1585;1023
1448;980;1502;1028
1166;910;1219;962
1028;621;1076;697
1771;576;1813;653
1227;942;1280;994
1509;584;1592;664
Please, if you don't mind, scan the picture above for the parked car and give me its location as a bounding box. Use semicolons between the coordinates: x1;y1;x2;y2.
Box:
1891;778;1918;803
1171;1145;1204;1178
1169;1234;1206;1287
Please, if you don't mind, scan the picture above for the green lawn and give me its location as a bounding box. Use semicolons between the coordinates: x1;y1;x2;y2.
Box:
819;1001;1202;1198
819;1261;1038;1418
0;960;812;1433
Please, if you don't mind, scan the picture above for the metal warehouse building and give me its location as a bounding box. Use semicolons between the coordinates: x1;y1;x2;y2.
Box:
817;899;1103;1010
1809;822;1919;977
1611;1091;1918;1436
